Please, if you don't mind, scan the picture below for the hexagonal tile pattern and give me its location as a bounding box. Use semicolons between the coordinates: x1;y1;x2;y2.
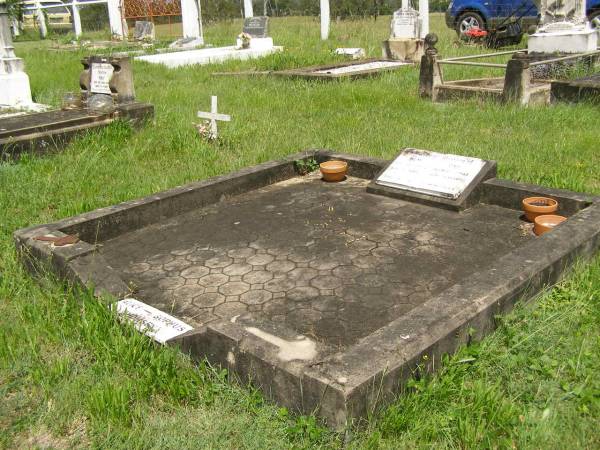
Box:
104;172;530;348
219;281;250;296
241;290;273;305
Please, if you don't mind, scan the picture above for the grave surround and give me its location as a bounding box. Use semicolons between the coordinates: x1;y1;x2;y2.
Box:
0;55;153;160
14;150;600;429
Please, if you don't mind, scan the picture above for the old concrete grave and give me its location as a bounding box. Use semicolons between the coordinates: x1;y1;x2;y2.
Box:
420;33;600;106
136;16;281;68
14;150;600;428
273;59;412;80
551;72;600;103
0;55;153;160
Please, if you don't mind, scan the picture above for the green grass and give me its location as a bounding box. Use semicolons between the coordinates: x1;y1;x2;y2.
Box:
2;14;600;449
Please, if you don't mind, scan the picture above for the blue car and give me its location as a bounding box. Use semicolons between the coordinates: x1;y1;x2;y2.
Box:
446;0;600;39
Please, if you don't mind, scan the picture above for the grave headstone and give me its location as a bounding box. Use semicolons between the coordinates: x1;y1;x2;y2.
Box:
375;149;486;199
237;16;274;51
528;0;597;53
243;16;268;38
80;55;135;104
382;0;428;62
133;20;155;41
0;2;34;109
368;148;496;210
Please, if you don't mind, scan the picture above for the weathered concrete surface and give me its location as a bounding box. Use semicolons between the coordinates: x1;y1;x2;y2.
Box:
101;173;530;345
552;72;600;103
0;102;154;160
13;150;600;429
273;59;411;80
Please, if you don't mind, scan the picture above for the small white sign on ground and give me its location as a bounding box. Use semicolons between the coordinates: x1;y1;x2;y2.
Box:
116;298;193;344
376;148;486;199
90;63;114;94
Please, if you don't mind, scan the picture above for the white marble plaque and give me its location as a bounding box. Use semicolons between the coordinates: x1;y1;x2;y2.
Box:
116;298;193;344
375;149;486;199
313;60;409;75
90;62;114;94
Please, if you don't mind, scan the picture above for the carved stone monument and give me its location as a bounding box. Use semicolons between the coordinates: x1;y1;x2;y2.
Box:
382;0;429;63
528;0;598;53
0;1;34;109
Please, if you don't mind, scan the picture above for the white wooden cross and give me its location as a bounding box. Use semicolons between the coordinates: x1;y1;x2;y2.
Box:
197;96;231;139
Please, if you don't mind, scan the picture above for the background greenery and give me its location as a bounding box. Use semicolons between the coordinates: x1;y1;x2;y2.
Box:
1;14;599;449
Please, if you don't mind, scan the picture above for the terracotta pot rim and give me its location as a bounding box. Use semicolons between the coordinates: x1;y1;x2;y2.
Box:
534;214;567;236
320;160;348;173
522;196;558;212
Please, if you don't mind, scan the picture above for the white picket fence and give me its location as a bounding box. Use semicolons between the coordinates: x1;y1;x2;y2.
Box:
21;0;126;39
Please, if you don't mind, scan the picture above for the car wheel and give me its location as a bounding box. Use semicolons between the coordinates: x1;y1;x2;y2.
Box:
589;10;600;28
456;12;485;36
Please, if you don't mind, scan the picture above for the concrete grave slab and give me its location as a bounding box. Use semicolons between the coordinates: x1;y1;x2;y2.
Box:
14;150;600;429
1;56;153;161
274;59;412;80
551;72;600;103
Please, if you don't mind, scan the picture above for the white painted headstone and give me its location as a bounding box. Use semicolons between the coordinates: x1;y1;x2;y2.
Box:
375;149;486;199
90;63;114;94
116;298;193;344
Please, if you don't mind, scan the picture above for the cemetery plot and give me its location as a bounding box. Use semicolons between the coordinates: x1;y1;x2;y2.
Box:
274;59;412;80
0;56;153;161
14;150;600;429
136;16;281;68
551;72;600;103
420;33;600;106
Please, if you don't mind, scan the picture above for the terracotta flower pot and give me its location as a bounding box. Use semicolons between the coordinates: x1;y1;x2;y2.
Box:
522;196;558;222
320;160;348;182
534;214;567;236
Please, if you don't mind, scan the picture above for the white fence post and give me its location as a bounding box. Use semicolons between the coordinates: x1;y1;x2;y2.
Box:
181;0;203;43
71;0;82;37
419;0;429;38
34;0;48;38
11;18;20;36
244;0;253;18
107;0;126;39
320;0;330;40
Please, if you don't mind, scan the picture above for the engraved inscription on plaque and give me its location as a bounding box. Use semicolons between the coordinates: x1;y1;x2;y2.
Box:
116;298;193;344
90;62;114;94
243;16;268;37
376;149;486;199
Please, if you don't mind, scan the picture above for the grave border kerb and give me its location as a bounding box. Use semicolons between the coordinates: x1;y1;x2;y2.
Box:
13;149;600;429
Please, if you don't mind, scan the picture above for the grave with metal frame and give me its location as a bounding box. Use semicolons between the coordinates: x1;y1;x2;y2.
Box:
0;55;153;160
419;33;600;106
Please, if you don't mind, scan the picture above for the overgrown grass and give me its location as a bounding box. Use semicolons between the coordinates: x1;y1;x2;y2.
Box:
1;14;599;449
